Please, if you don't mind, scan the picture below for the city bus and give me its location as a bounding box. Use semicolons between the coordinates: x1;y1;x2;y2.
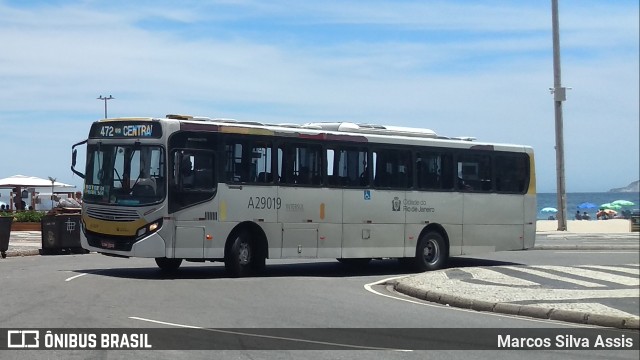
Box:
71;115;536;277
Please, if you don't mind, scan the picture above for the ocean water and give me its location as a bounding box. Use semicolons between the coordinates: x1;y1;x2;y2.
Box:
536;192;640;220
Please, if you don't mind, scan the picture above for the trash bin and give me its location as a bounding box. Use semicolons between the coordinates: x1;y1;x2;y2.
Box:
0;216;12;259
41;214;84;255
631;209;640;232
41;215;59;255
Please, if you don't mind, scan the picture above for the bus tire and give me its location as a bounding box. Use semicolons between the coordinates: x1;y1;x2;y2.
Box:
225;231;254;277
413;231;447;271
155;257;182;272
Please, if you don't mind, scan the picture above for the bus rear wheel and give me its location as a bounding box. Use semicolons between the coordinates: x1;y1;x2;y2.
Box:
155;257;183;272
225;231;261;277
413;231;447;271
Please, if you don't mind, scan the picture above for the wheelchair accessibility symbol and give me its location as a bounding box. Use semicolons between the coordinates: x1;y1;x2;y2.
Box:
364;190;371;200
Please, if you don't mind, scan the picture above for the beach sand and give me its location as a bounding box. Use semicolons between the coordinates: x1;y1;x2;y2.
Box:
536;219;634;233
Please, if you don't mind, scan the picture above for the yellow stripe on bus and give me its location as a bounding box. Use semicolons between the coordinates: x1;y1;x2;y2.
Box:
220;126;274;136
220;201;227;221
83;215;146;237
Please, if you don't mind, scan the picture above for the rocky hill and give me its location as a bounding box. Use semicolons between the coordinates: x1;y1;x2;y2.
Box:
608;180;640;193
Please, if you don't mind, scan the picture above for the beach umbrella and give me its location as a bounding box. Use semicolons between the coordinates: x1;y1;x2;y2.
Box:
541;207;558;213
600;203;622;210
603;209;617;216
577;202;597;209
611;200;635;207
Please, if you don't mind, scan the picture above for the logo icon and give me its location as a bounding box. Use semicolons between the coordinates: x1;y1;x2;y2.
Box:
65;219;76;233
7;330;39;348
392;197;401;211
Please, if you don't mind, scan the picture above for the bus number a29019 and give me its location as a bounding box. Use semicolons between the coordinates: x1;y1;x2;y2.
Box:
247;196;282;210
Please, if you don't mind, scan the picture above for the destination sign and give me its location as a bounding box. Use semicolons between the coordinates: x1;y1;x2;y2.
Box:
89;121;162;139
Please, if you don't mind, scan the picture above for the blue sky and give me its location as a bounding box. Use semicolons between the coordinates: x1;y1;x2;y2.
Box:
0;0;638;195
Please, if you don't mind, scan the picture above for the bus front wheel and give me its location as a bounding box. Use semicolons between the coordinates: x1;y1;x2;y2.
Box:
225;231;260;277
155;257;183;272
413;231;447;271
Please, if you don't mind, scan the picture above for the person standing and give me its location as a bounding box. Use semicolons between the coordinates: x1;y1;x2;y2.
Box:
13;188;24;211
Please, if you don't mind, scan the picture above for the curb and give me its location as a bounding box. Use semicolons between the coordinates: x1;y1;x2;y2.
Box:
2;249;41;258
392;281;640;330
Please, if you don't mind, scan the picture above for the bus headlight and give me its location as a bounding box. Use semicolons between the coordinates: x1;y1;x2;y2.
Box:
137;219;163;238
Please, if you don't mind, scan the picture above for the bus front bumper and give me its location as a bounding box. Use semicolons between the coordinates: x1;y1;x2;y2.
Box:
81;232;166;258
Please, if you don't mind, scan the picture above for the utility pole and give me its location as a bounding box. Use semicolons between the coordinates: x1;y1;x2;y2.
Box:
551;0;567;231
97;95;114;118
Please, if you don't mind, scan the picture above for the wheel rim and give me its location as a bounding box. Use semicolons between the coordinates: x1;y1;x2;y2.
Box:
422;238;440;265
238;241;251;265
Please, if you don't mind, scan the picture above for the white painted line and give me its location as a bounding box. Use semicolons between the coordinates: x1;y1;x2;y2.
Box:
362;277;596;328
531;265;640;286
553;251;639;254
129;316;411;351
462;268;538;286
65;273;90;282
580;265;640;276
502;266;605;288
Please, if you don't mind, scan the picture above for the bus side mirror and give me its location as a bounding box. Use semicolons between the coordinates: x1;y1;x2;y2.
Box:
71;140;87;179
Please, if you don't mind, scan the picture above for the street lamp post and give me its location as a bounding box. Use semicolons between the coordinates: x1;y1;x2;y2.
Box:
48;176;56;210
97;95;114;118
550;0;568;231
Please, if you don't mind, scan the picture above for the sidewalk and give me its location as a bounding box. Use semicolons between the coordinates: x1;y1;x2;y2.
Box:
393;231;640;330
2;231;42;257
393;265;639;330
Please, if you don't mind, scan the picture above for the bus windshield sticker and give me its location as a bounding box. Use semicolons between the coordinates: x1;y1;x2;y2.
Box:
85;185;105;196
364;190;371;200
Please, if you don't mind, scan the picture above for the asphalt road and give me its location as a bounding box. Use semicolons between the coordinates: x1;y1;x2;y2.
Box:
1;247;638;359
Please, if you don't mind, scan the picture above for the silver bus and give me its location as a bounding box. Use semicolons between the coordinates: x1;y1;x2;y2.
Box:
71;115;536;277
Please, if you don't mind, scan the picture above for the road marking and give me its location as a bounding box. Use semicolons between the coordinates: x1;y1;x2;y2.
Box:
532;265;639;286
580;265;640;276
65;272;90;282
462;268;539;286
501;266;605;288
129;316;411;351
553;251;639;254
65;270;105;282
362;277;594;328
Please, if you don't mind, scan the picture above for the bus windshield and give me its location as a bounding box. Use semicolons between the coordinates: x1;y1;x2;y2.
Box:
84;143;166;206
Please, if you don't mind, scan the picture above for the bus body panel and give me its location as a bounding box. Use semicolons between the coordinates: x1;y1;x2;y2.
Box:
282;223;318;258
462;224;524;254
442;224;464;256
461;193;526;253
318;223;342;258
342;189;406;224
523;150;537;249
341;189;406;258
341;223;405;258
174;225;205;258
218;184;278;223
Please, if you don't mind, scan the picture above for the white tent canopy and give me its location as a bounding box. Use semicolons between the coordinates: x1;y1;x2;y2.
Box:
0;175;76;190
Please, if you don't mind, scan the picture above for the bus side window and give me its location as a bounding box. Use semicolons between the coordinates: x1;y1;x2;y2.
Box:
496;154;528;193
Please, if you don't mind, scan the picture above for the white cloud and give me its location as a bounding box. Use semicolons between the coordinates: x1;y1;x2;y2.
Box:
0;0;637;192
